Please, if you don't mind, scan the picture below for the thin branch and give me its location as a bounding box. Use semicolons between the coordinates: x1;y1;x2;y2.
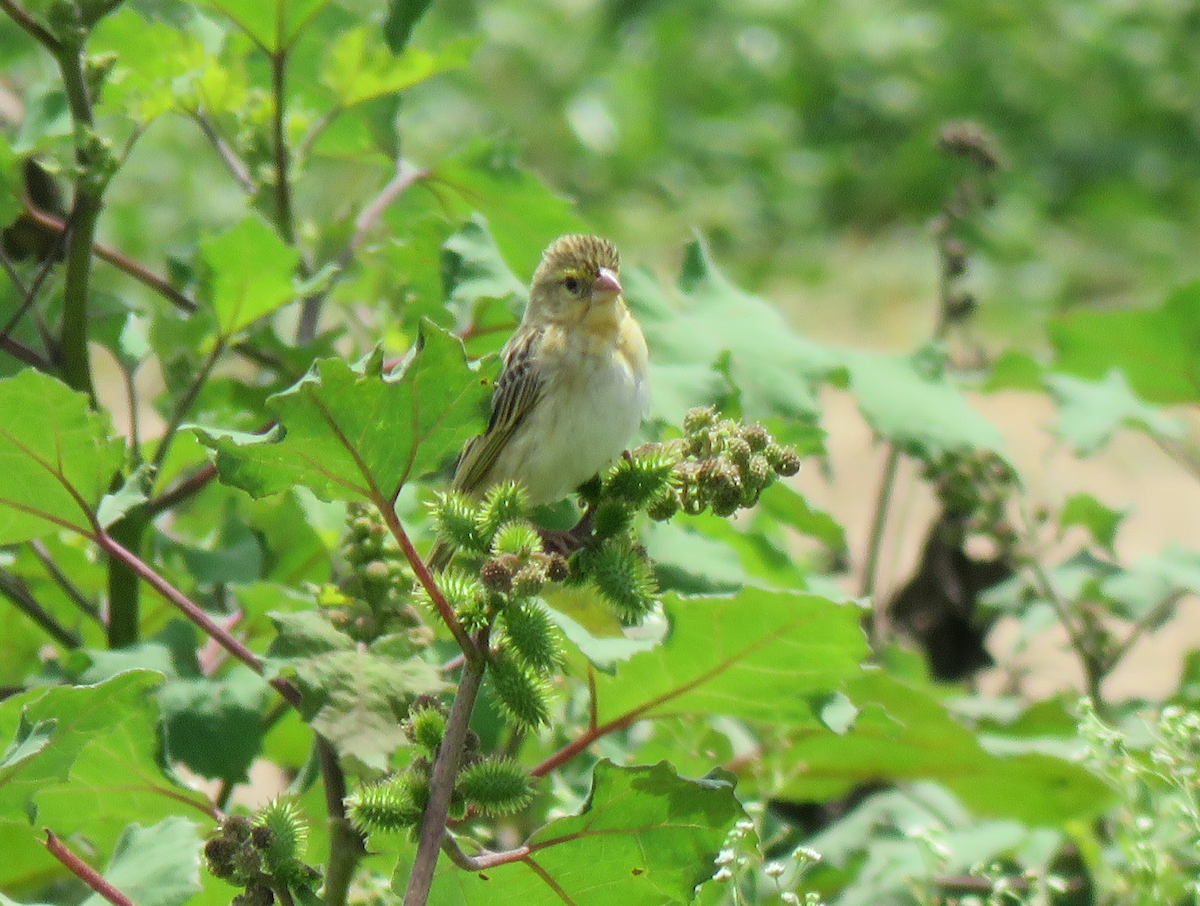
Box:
95;529;303;708
24;207;197;313
194;111;256;195
144;463;219;517
0;334;54;370
0;0;61;51
0;569;82;648
30;538;102;622
0;214;69;345
403;649;487;906
0;245;28;296
1107;589;1185;671
440;835;530;872
861;442;899;648
43;831;134;906
151;338;225;472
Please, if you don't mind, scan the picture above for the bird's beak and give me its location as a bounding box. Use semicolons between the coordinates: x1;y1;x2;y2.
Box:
591;267;622;305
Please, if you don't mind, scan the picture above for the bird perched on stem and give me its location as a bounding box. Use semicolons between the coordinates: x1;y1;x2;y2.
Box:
429;234;649;570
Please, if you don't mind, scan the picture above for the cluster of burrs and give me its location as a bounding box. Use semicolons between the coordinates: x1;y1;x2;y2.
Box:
203;801;319;906
346;695;532;837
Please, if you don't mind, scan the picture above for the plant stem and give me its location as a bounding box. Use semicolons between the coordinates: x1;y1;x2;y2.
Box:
440;835;530;871
144;463;219;517
403;650;486;906
105;513;144;647
377;497;475;656
317;735;365;906
43;831;134;906
0;0;60;50
194;112;256;195
861;442;899;648
152;338;225;473
54;35;105;404
0;570;82;648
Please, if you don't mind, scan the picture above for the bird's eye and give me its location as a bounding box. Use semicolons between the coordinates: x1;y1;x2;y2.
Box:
563;275;581;294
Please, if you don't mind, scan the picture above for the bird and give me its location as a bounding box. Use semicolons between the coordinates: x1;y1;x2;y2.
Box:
429;233;649;570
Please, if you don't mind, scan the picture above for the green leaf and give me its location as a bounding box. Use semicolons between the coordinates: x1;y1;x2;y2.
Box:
266;611;446;769
81;818;202;906
983;349;1044;392
591;588;868;727
627;241;841;422
203;0;330;52
425;142;590;282
0;135;21;226
199;216;301;338
0;671;211;879
0;371;124;544
159;669;272;785
843;347;1005;458
767;670;1112;825
414;760;744;906
1050;282;1200;404
1044;369;1183;455
383;0;434;53
193;325;489;502
322;29;476;107
1059;493;1125;552
757;482;847;553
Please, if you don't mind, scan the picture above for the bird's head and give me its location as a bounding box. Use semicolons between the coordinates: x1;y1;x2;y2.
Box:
526;234;623;325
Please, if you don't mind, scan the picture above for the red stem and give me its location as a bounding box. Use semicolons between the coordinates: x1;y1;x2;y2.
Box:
43;831;135;906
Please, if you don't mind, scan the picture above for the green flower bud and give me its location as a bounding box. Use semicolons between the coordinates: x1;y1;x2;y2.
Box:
510;562;546;599
725;436;752;471
646;489;681;521
684;406;717;434
406;703;447;754
741;424;770;452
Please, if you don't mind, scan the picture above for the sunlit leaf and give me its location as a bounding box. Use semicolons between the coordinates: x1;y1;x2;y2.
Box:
590;588;868;725
203;0;331;52
199;216;300;338
193;325;489;502
415;760;744;906
322;29;476;107
0;371;124;544
1059;493;1125;552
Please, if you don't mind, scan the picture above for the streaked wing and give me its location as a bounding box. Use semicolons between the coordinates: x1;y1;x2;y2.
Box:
452;327;545;496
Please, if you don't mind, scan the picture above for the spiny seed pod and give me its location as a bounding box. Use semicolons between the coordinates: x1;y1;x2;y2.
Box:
456;757;534;817
510;562;546;599
480;556;515;594
605;446;678;507
725;436;752;471
232;844;263;881
646;488;680;521
491;520;543;558
502;599;562;673
544;553;570;583
741;424;770;452
406;704;447;754
432;491;485;554
347;776;424;833
711;481;743;518
489;650;551;729
684;406;717;434
590;540;658;625
592;499;632;539
476;482;529;542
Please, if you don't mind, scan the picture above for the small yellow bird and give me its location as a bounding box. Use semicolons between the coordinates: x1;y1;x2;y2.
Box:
430;234;649;569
